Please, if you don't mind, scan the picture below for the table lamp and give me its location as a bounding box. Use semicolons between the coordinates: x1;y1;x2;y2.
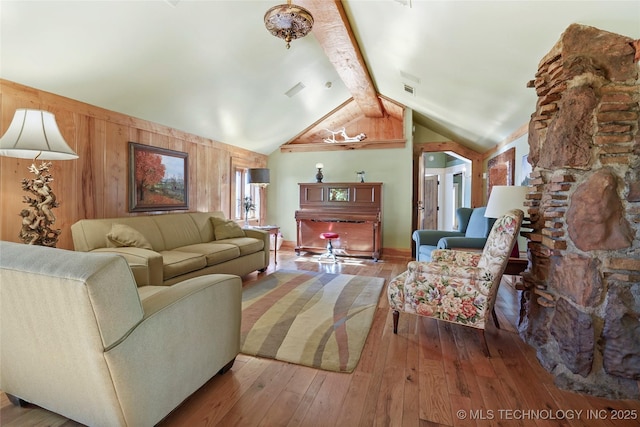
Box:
247;168;270;225
485;185;528;257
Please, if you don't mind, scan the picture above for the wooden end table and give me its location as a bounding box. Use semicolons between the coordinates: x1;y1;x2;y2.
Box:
249;225;280;265
504;257;528;276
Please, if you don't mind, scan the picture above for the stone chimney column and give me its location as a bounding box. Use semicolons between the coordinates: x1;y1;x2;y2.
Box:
520;23;640;399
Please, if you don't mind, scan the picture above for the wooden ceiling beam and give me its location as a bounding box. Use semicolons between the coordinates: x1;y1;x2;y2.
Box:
300;0;384;118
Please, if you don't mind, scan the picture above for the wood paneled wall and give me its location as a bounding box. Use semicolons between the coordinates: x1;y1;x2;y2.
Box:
0;80;267;250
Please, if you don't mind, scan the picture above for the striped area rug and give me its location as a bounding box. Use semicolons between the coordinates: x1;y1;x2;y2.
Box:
240;270;385;373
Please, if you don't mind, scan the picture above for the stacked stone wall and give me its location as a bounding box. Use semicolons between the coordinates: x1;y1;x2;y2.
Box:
519;23;640;399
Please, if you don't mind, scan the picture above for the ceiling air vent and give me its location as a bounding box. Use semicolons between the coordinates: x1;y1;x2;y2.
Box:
403;84;415;95
285;82;306;98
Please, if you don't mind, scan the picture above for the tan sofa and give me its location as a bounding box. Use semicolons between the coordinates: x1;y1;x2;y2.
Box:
71;211;269;286
0;241;242;426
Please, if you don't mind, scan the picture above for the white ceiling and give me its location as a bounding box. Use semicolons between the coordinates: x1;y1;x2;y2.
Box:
1;1;638;155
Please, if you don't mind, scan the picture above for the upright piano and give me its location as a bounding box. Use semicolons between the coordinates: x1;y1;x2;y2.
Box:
295;182;382;260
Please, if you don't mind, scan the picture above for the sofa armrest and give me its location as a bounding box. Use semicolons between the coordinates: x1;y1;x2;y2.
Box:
412;230;464;247
243;227;269;243
436;236;488;250
406;260;492;295
429;249;482;266
103;274;242;426
243;228;270;267
408;259;481;279
91;248;164;287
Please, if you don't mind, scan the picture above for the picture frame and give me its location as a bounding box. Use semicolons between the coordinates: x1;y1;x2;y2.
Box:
487;147;515;201
328;187;349;202
129;142;188;212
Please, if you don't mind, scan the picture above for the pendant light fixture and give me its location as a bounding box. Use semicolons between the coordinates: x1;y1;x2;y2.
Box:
264;0;314;49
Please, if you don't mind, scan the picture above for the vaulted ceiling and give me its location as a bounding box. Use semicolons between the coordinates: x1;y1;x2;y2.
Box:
1;1;638;155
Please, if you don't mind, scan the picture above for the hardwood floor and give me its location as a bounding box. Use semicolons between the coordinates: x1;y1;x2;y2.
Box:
2;249;640;426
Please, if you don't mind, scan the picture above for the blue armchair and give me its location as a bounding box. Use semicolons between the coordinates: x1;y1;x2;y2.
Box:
413;207;496;261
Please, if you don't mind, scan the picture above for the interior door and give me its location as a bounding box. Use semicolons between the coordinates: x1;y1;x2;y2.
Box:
416;152;425;231
422;175;438;230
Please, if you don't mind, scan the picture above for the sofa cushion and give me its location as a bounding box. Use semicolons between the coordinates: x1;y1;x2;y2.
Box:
176;242;241;266
417;244;438;262
152;214;203;250
465;207;492;238
188;211;224;242
217;237;264;256
211;217;245;240
160;250;207;280
106;224;153;250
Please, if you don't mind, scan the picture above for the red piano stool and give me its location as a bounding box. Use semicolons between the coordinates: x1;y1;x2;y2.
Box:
319;232;340;263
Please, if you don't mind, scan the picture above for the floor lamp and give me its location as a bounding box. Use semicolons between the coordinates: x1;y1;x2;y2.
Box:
0;109;78;247
484;185;528;258
247;168;270;226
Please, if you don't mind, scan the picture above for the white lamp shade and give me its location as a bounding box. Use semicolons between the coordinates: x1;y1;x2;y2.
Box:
0;109;78;160
485;185;528;218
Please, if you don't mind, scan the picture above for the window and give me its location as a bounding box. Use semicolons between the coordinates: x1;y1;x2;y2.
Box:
232;166;260;223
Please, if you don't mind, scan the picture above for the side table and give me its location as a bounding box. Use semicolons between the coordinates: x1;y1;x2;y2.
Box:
502;257;528;289
504;257;528;276
249;225;280;265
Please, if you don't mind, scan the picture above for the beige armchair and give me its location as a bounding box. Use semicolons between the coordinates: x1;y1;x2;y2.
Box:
0;241;242;426
388;209;523;356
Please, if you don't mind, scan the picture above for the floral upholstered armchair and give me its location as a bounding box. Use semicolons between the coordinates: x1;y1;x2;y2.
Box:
388;209;523;356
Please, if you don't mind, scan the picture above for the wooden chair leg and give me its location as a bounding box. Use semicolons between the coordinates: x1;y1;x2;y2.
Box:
477;329;491;358
392;310;399;334
492;308;500;329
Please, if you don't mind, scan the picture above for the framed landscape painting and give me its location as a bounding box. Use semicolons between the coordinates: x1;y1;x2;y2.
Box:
129;142;188;212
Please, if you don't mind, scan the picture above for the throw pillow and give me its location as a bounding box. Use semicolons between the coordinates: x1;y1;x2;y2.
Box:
106;223;153;249
210;217;245;240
